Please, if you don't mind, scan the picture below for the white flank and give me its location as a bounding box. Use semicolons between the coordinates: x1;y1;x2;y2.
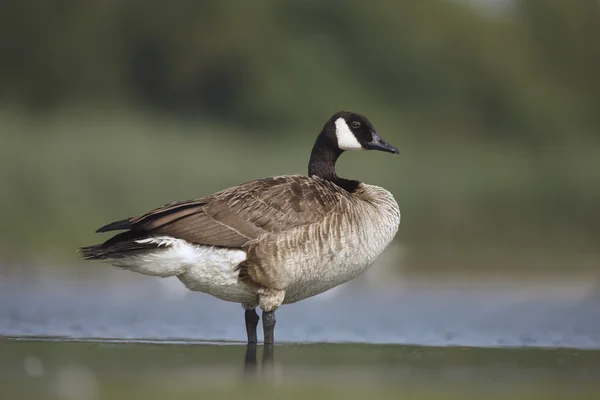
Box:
335;117;363;151
111;236;257;304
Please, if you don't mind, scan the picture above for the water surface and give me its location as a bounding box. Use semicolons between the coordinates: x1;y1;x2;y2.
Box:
2;266;600;399
1;270;599;348
3;339;600;400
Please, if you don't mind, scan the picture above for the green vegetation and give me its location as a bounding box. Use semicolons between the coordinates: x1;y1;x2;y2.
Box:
1;111;598;275
2;1;599;140
1;1;599;274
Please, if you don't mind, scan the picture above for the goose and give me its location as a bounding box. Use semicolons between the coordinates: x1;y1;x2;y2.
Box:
79;111;400;344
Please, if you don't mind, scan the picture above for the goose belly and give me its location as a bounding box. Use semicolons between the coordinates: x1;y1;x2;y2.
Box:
282;216;399;304
283;250;373;303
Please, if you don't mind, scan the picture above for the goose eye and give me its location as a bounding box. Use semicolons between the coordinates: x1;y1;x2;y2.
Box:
350;121;361;129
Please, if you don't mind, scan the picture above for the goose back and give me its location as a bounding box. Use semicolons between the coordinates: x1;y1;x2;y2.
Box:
124;175;353;247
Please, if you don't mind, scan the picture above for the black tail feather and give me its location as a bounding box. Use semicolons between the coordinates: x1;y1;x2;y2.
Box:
96;218;133;233
78;230;157;260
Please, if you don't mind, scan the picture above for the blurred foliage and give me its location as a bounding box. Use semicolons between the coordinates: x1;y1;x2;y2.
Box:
1;0;599;139
0;0;599;271
1;112;598;272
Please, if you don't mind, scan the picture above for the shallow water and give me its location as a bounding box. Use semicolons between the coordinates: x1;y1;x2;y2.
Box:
2;339;600;400
1;269;599;348
2;266;600;399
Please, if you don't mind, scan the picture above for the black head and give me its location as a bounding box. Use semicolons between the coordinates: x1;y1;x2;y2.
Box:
309;111;398;192
323;111;399;154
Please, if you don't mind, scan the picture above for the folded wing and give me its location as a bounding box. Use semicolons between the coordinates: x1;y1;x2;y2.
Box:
106;175;351;248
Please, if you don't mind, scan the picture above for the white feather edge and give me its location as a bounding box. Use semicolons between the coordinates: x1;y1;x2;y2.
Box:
110;236;256;303
110;236;245;278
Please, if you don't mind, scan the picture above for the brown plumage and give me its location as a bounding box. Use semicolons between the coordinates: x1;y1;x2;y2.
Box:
84;175;357;289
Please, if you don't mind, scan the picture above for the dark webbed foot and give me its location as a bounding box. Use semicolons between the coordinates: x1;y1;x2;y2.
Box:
262;310;276;344
245;309;260;343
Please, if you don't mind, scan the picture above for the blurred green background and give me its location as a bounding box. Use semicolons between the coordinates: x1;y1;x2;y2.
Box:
1;0;599;280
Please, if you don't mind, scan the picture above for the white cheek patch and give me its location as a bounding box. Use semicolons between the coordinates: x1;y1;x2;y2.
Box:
335;118;364;151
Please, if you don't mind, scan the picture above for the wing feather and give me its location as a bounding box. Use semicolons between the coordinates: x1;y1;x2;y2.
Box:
110;175;350;248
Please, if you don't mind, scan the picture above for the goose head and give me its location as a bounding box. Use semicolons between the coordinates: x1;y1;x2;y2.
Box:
327;111;399;155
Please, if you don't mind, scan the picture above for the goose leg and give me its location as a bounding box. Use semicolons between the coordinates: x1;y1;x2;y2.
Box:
262;310;276;344
245;309;260;344
258;288;284;345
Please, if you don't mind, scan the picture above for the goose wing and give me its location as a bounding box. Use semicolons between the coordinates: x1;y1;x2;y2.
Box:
106;175;350;248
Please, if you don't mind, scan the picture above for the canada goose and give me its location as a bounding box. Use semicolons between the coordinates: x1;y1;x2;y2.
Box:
79;111;400;344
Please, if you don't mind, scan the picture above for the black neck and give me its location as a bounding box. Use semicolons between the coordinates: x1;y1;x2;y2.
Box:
308;133;360;192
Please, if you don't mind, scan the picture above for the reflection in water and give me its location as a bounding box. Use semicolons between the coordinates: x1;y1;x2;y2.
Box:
2;339;600;399
244;343;275;378
244;343;257;375
238;339;600;398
